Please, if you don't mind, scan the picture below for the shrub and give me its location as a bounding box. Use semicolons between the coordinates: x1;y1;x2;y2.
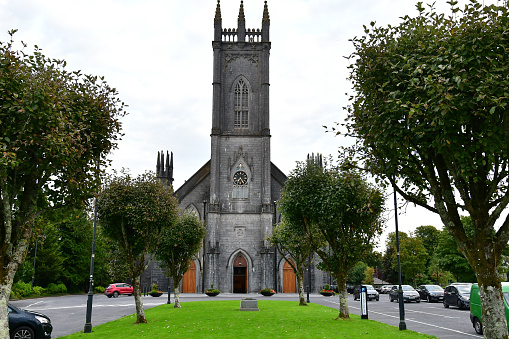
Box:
32;286;46;297
46;283;59;294
94;286;105;294
56;283;67;294
12;281;32;298
324;283;330;290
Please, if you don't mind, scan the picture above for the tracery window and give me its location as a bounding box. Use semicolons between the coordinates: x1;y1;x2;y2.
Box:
234;79;249;129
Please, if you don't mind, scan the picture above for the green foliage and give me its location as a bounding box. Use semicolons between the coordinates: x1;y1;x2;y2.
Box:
397;236;428;286
267;218;314;305
278;160;385;318
94;286;105;294
0;30;126;329
12;282;32;298
342;5;509;335
98;170;179;322
364;266;374;285
31;224;63;288
155;211;205;294
31;286;45;297
348;261;367;285
435;221;476;282
414;226;440;267
98;170;179;280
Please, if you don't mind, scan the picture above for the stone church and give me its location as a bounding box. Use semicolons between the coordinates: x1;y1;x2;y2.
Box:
142;0;328;294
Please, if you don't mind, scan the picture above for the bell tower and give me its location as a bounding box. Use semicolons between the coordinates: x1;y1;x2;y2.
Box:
206;0;274;292
209;0;271;211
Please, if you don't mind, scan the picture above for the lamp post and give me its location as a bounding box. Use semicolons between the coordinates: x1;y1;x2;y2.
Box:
392;177;406;331
30;231;46;290
84;161;100;334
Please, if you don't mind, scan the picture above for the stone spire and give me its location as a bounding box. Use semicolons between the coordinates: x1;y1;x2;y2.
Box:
262;1;270;41
214;0;222;41
238;1;246;42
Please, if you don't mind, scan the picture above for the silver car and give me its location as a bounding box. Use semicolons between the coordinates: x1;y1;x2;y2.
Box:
389;285;421;303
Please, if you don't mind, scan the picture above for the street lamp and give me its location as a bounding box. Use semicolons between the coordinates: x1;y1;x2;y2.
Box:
84;161;100;333
31;231;46;290
392;177;406;331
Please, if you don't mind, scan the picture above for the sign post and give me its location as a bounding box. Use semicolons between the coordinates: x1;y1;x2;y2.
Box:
360;285;368;319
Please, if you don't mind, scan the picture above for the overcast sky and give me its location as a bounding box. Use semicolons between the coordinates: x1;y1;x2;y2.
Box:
1;0;501;250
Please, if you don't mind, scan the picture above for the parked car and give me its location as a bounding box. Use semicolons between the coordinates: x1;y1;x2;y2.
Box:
443;283;472;309
8;303;52;339
346;284;355;294
379;285;393;294
470;282;509;335
104;283;133;298
353;284;379;301
388;285;421;303
417;284;444;302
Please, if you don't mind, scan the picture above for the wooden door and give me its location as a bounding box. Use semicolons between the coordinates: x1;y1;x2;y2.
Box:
233;255;247;293
283;260;297;293
182;261;196;293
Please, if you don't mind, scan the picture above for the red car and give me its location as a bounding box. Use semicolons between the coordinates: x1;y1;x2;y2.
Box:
104;283;133;298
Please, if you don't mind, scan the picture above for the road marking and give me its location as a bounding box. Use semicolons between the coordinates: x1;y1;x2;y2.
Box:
325;300;478;338
25;301;43;308
23;302;165;311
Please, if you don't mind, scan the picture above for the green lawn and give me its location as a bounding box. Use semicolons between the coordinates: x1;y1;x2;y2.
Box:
61;300;436;338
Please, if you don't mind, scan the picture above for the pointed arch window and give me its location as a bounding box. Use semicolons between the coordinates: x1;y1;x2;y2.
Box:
232;163;249;199
234;79;249;129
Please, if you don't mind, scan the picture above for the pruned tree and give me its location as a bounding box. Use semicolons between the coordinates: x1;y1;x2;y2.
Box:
0;30;125;337
267;219;315;306
278;160;384;319
341;2;509;337
98;171;179;323
155;211;205;308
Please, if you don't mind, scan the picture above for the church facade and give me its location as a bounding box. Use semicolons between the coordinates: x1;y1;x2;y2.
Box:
143;1;328;294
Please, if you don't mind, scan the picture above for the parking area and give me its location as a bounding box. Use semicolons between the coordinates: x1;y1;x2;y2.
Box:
10;292;481;338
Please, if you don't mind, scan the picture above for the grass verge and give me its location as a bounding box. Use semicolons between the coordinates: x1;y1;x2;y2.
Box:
61;300;437;338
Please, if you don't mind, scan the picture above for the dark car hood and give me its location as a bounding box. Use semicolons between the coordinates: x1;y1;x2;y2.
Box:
18;308;50;321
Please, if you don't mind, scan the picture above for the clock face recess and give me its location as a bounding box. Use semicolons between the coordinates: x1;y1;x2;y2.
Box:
233;171;248;185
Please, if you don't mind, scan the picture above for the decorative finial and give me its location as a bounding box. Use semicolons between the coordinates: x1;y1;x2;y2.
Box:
263;1;270;24
215;0;221;24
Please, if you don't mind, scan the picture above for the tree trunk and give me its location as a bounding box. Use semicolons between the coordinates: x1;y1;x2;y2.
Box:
0;270;15;339
335;274;349;319
474;265;508;339
132;276;147;323
297;267;306;306
173;281;181;308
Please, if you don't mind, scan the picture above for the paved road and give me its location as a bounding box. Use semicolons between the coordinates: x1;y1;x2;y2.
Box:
10;293;482;338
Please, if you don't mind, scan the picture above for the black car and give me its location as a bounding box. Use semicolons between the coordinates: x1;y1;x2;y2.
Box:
443;283;472;309
8;303;52;339
417;284;444;302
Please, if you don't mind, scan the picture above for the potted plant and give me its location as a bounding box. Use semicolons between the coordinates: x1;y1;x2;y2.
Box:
320;284;335;297
205;284;220;297
149;283;163;297
260;288;276;296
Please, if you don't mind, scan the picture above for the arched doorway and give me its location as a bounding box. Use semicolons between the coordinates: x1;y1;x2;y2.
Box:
283;260;297;293
182;261;196;293
233;255;247;293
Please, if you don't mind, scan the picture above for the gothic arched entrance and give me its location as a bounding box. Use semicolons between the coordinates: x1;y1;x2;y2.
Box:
283;260;297;293
182;261;196;293
233;255;247;293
